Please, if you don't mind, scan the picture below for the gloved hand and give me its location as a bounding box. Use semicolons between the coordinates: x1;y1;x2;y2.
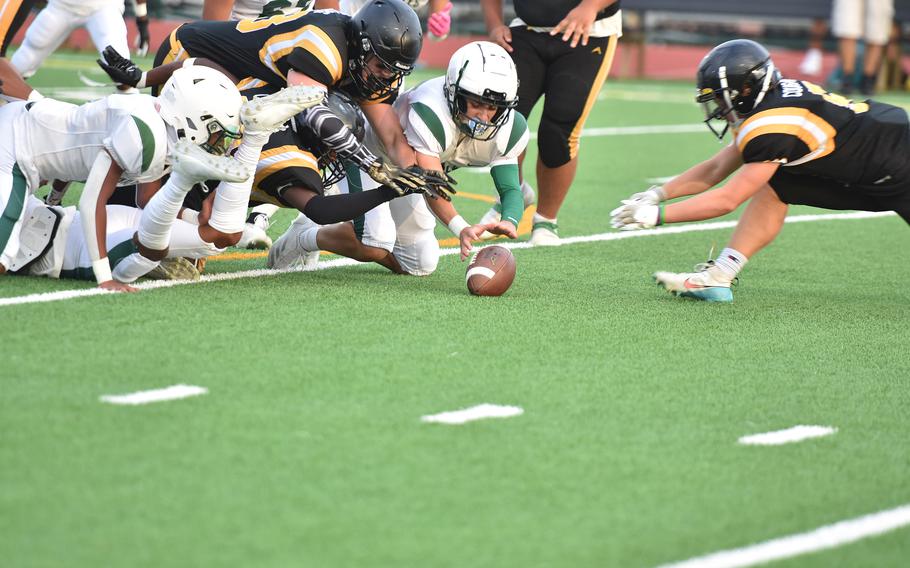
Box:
610;201;662;230
97;45;145;87
428;2;453;40
627;185;666;205
366;160;457;201
135;16;150;57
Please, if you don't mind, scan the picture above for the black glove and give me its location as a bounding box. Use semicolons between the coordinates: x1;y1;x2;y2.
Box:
97;45;144;87
135;17;150;57
366;159;457;201
408;166;457;201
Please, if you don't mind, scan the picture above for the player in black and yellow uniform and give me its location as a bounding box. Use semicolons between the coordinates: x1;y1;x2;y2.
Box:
610;39;910;302
97;0;448;218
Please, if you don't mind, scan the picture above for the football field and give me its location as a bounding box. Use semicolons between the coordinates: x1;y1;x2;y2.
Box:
2;51;909;567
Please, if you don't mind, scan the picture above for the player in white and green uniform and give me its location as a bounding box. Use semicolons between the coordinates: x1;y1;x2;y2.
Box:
269;41;528;275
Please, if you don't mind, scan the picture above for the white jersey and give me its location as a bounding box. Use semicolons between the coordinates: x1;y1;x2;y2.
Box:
49;0;124;19
13;95;170;191
230;0;314;20
366;76;529;171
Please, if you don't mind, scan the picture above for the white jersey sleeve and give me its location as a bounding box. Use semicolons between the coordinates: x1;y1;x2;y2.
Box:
489;110;530;167
400;77;456;159
103;98;169;184
231;0;314;20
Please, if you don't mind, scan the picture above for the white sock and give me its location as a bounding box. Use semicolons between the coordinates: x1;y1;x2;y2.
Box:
251;203;279;219
167;220;224;258
300;227;320;252
521;181;535;207
533;212;557;225
137;172;196;250
713;247;748;280
207;138;265;233
112;252;159;283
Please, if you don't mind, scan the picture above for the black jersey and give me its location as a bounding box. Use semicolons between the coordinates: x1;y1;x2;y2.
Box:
513;0;619;27
735;79;910;187
175;11;351;92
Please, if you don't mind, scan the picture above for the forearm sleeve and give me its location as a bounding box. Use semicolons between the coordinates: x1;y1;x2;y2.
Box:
302;186;398;224
298;103;378;169
491;164;523;227
78;152;114;283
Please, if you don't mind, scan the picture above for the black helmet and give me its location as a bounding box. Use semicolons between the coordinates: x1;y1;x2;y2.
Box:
696;39;781;139
349;0;423;101
319;91;366;188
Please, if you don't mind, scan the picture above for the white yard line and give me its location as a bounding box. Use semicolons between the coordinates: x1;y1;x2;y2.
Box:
100;384;207;405
738;425;837;446
530;123;705;139
0;210;895;308
421;404;524;425
656;503;910;568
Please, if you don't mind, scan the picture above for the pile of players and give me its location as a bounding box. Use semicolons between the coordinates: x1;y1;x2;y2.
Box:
0;0;526;291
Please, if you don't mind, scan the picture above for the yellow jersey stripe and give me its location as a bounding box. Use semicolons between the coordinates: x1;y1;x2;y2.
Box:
259;25;342;83
736;107;837;163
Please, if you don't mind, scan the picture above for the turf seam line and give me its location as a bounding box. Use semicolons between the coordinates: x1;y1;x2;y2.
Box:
656;502;910;568
0;210;895;308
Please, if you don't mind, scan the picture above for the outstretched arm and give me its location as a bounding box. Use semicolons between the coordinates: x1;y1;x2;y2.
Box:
661;143;744;200
663;161;779;224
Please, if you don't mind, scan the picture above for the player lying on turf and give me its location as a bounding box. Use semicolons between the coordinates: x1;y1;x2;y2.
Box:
0;65;259;291
7;141;247;284
268;41;529;274
610;39;910;302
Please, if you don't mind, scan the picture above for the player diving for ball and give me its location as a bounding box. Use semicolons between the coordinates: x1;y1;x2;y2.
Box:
267;40;529;275
1;66;323;289
610;39;910;302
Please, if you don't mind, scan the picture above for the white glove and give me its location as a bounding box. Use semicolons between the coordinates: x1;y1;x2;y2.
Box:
627;185;666;205
610;201;661;231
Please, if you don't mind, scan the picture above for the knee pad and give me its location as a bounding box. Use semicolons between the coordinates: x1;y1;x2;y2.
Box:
537;117;572;168
393;232;439;276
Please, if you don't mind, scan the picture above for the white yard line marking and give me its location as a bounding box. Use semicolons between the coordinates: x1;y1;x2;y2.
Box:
656;503;910;568
530;123;705;139
100;384;207;406
421;404;523;425
0;211;895;308
738;425;837;446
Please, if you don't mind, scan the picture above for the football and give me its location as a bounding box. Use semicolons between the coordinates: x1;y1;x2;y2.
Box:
466;245;516;296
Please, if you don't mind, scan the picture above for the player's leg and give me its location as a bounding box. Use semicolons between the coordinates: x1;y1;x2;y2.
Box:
389;193;439;276
0;163;29;275
201;85;324;249
653;185;787;303
112;141;249;283
60;205;142;280
531;33;618;245
84;5;134;92
236;203;279;249
9;5;79;78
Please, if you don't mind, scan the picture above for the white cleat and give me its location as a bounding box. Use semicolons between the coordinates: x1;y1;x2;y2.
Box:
170;139;249;183
236;214;272;250
240;85;325;135
653;261;735;302
528;221;560;246
267;213;320;269
480;181;537;239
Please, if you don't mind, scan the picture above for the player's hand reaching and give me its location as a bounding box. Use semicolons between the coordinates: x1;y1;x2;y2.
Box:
97;46;144;87
135;16;151;57
459;221;517;260
367;159;457;200
627;185;667;205
99;280;139;293
610;200;662;231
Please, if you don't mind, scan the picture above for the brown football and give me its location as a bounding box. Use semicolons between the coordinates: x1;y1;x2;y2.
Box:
466;245;516;296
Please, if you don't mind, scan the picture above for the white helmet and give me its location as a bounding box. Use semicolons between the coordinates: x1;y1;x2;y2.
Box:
444;41;519;140
157;66;243;154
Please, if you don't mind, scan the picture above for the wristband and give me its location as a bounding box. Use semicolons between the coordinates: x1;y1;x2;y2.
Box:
26;89;45;102
134;2;148;17
447;215;469;237
181;58;197;69
179;209;200;225
92;258;113;284
657;205;665;226
135;72;148;89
